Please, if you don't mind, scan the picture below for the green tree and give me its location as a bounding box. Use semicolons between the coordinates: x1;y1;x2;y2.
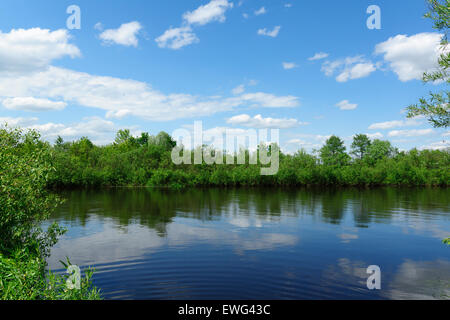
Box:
319;135;350;166
55;135;64;147
137;132;150;146
0;126;100;299
351;134;372;160
0;127;63;254
153;131;176;151
115;129;135;145
365;139;396;166
406;0;449;128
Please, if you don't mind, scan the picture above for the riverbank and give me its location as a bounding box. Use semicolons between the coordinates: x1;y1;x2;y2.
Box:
48;131;449;189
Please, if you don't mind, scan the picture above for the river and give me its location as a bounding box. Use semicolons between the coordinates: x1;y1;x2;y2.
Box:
46;187;450;299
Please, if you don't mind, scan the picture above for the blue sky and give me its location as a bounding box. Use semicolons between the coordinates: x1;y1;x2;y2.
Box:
0;0;448;152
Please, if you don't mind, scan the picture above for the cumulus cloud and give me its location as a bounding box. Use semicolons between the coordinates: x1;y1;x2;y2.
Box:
232;84;245;95
254;7;267;16
257;26;281;38
94;22;103;31
388;129;434;137
336;62;376;82
287;134;331;150
2;97;67;112
322;56;376;82
375;33;446;81
99;21;142;47
32;117;117;143
0;28;80;74
420;140;449;150
0;27;299;122
308;52;329;61
183;0;233;26
335;100;357;110
366;132;384;139
282;62;298;70
155;26;199;50
226;114;306;128
0;116;38;127
1;116;124;145
368;119;422;130
0;66;299;121
156;0;233;49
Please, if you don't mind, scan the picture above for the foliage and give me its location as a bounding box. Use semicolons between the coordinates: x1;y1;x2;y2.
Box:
351;134;372;160
444;237;450;245
0;126;100;300
0;251;100;300
407;0;449;128
44;129;450;189
319;135;350;167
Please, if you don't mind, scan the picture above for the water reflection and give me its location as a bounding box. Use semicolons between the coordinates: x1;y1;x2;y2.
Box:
47;187;450;300
53;187;450;230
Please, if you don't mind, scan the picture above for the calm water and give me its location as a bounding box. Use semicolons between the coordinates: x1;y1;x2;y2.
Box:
46;187;450;300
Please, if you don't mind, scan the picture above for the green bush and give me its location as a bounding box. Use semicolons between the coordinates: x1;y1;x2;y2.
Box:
0;127;100;300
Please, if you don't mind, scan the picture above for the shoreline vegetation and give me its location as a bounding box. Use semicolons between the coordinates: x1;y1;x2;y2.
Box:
47;129;449;189
0;127;101;300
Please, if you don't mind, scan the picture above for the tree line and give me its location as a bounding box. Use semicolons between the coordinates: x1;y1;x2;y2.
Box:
48;129;449;189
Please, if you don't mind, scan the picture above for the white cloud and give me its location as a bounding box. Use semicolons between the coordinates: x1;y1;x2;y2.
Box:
366;132;384;139
368;119;423;130
322;56;376;82
99;21;142;47
2;97;67;112
94;22;103;31
420;141;449;150
308;52;329;61
237;92;299;108
257;26;281;38
0;66;299;121
284;4;293;8
226;114;306;128
350;132;383;140
183;0;233;26
155;26;199;50
287;134;330;150
232;84;245;95
243;13;249;19
335;62;376;82
335;100;357;110
157;0;233;50
388;129;434;137
0;116;38;127
375;33;446;81
0;116;119;145
0;27;299;122
254;7;267;16
0;28;80;74
282;62;298;70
